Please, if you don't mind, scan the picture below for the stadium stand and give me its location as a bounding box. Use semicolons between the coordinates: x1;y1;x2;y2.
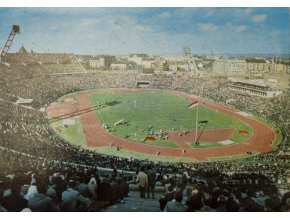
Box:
0;54;289;211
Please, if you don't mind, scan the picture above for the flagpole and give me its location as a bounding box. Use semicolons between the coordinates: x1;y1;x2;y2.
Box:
195;105;199;145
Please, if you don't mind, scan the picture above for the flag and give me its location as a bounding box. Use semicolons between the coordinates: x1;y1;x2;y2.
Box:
239;130;249;135
187;100;199;109
144;136;156;141
198;120;208;124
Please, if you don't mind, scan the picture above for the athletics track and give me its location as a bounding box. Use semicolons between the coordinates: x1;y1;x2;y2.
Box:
46;89;276;162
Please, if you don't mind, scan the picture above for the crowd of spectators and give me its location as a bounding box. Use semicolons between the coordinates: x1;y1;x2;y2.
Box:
4;53;75;65
159;172;290;212
0;56;289;212
0;150;130;212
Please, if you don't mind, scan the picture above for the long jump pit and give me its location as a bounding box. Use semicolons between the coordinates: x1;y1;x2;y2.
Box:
46;88;277;162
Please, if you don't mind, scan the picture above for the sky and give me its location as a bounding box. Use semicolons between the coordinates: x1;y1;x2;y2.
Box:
0;7;289;56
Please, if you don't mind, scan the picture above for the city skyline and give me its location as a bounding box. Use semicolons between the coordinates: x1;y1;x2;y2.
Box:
0;7;289;56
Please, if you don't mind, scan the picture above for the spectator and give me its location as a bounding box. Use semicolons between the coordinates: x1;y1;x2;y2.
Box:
88;174;98;200
97;176;113;203
0;189;7;212
215;195;227;212
226;197;240;212
46;179;57;205
164;191;186;212
159;185;175;211
76;177;91;199
146;166;156;199
199;192;216;212
2;179;28;212
110;178;124;204
25;180;38;200
61;180;91;212
244;199;264;212
136;167;148;199
28;182;58;212
187;189;204;212
282;198;290;212
264;195;282;212
0;204;7;212
120;177;129;197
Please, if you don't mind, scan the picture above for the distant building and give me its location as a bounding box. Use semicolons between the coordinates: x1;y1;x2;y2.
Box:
18;45;28;54
229;79;283;98
267;79;278;87
89;58;105;68
127;54;149;66
264;74;290;89
268;58;290;74
164;56;185;62
168;61;189;72
197;62;204;68
272;63;289;74
111;61;127;70
153;58;167;73
141;58;155;69
246;58;270;73
213;57;289;75
89;56;116;69
129;54;148;58
127;56;142;65
212;59;247;75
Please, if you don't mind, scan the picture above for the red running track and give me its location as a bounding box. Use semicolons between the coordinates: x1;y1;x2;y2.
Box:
47;89;276;162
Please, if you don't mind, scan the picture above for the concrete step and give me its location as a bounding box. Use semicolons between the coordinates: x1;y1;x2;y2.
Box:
100;190;162;212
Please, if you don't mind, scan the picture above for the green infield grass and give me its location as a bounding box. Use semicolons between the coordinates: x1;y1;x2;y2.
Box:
89;91;253;148
90;146;199;163
50;117;85;147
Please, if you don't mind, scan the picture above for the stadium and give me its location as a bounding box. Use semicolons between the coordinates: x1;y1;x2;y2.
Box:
0;8;290;213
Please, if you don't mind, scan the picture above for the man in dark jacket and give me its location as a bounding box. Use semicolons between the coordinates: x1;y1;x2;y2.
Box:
147;166;156;199
2;179;28;212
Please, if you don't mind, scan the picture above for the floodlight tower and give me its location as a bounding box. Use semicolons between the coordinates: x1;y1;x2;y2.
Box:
182;46;200;77
0;25;20;63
